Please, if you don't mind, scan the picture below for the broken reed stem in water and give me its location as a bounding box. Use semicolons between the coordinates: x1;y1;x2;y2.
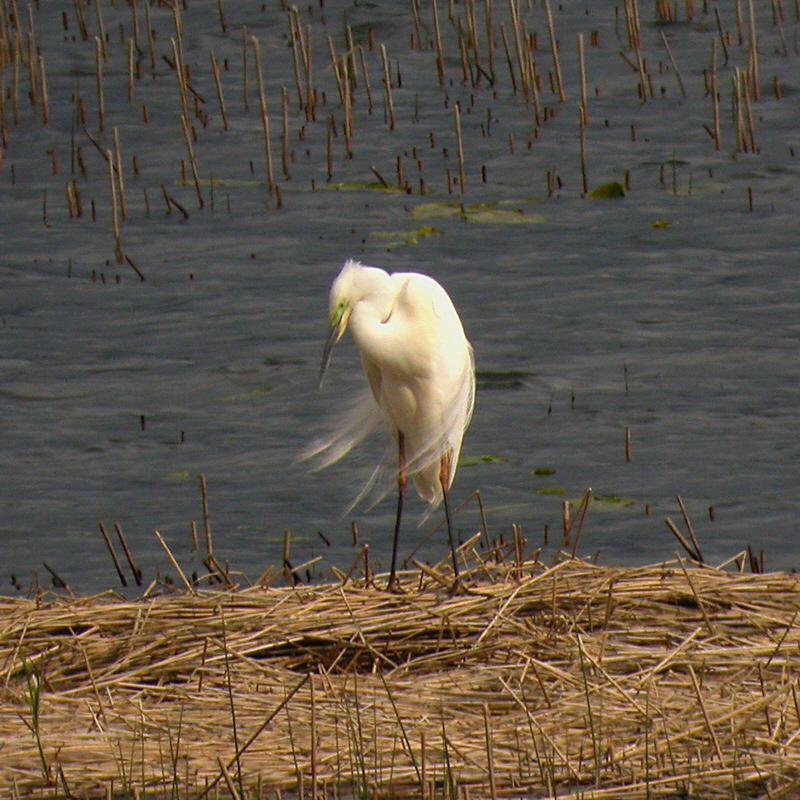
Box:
94;0;107;60
38;54;49;126
747;0;760;100
126;38;135;106
95;37;105;131
98;521;127;587
210;51;229;131
171;38;191;131
154;529;194;592
326;113;333;181
508;0;527;100
711;39;721;150
327;35;344;106
356;45;373;115
281;86;290;180
342;59;352;156
112;127;127;222
380;43;395;131
287;15;304;110
578;32;588;125
251;35;276;197
454;102;465;195
107;148;122;262
181;114;204;209
199;473;213;559
579;105;587;195
431;0;445;86
500;24;518;94
114;522;142;586
544;0;566;101
659;30;686;97
242;24;250;112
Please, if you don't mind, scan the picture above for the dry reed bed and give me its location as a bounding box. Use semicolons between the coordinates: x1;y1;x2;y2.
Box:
1;555;800;798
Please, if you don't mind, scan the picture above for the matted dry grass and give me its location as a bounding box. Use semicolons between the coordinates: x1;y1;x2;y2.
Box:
2;549;800;798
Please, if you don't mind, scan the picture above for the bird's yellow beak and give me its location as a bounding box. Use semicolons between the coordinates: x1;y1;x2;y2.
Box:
319;303;349;388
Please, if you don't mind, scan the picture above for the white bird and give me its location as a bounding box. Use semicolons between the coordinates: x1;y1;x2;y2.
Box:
308;259;475;589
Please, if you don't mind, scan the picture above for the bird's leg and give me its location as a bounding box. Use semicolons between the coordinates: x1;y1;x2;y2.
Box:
388;432;407;591
439;452;460;582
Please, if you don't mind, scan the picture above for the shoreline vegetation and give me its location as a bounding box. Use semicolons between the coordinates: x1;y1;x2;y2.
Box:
2;545;799;798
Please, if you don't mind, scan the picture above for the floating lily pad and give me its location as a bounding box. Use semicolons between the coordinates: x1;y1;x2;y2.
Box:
370;226;442;247
460;454;507;467
222;386;273;402
166;470;191;481
652;220;671;229
200;178;261;188
411;201;546;225
468;207;545;224
411;202;462;220
589;181;625;199
569;493;635;510
532;467;557;476
317;181;403;193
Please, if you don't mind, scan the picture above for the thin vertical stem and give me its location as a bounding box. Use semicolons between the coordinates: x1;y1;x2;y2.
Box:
454;103;465;195
432;0;445;86
747;0;760;99
544;0;566;101
181;114;204;209
711;39;721;150
252;35;275;196
381;43;395;130
358;45;373;113
107;149;122;262
113;126;128;222
211;51;229;130
282;86;290;179
578;32;588;124
95;37;105;131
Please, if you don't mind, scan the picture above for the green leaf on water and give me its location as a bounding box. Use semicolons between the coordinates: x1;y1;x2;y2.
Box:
167;470;191;481
589;182;625;199
467;207;545;224
200;178;261;188
532;467;557;476
222;386;273;402
569;493;635;510
410;202;462;220
411;201;546;225
652;219;671;229
370;226;442;247
317;181;404;193
536;487;567;496
459;454;507;467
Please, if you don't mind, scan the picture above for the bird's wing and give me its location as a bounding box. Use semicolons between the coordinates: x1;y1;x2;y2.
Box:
404;342;476;503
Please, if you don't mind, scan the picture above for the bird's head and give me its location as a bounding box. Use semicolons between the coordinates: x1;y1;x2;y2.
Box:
319;262;358;387
319;259;391;387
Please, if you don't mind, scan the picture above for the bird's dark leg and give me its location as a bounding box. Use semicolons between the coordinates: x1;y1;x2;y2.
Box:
388;432;407;591
439;452;460;582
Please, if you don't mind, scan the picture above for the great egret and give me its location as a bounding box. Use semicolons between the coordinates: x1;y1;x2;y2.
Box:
308;259;475;589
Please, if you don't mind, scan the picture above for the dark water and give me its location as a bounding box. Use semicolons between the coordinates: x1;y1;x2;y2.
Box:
2;1;799;593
